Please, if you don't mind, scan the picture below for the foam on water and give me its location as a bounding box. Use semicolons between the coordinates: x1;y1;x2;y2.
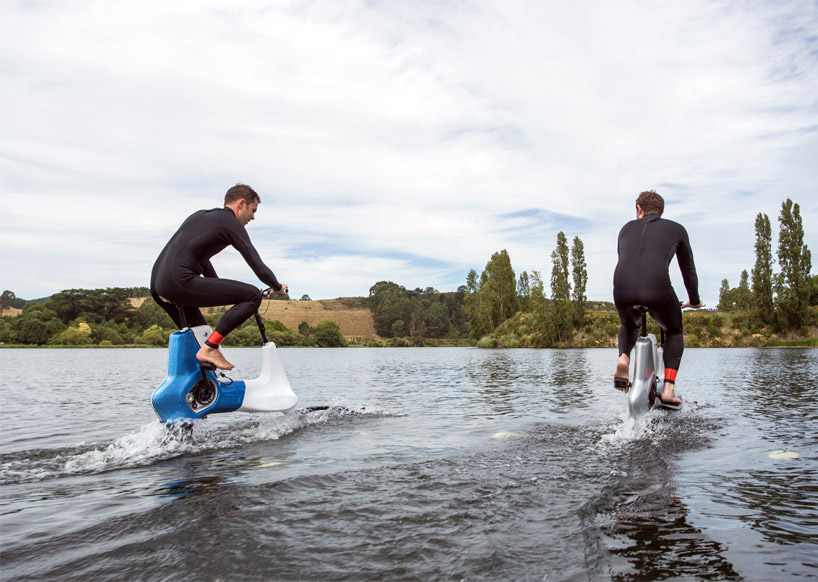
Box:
0;404;380;485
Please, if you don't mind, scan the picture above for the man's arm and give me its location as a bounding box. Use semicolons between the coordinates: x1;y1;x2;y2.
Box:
676;226;700;305
202;260;218;278
229;223;282;291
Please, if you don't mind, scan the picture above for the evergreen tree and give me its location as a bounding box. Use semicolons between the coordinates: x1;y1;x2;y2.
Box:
718;278;733;312
465;269;490;339
775;199;812;330
736;270;752;311
570;236;587;328
464;250;519;339
483;249;519;325
751;212;774;319
517;271;531;313
529;270;552;346
550;232;573;343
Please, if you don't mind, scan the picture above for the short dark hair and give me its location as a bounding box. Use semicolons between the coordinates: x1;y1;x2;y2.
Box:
224;184;260;205
636;190;664;216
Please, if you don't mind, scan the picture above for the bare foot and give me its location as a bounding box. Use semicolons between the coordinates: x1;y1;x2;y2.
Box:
660;382;682;405
196;345;234;370
614;353;630;380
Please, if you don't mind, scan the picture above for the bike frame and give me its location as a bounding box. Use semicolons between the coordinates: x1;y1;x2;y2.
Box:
151;310;298;425
627;306;673;417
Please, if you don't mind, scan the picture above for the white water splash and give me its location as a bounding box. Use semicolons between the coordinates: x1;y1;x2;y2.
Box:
5;404;382;484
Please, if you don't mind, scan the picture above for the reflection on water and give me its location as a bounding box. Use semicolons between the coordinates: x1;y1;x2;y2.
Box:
605;492;742;581
155;474;226;500
596;426;743;581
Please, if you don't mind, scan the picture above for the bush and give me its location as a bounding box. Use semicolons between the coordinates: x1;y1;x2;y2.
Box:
227;325;263;347
139;325;167;346
51;322;94;345
19;318;49;345
311;321;346;347
93;325;125;345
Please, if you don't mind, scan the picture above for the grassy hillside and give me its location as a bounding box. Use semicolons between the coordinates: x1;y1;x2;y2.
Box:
127;296;375;339
479;308;818;349
208;298;375;339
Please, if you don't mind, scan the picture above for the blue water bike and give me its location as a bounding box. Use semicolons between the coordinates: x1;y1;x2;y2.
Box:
151;306;298;426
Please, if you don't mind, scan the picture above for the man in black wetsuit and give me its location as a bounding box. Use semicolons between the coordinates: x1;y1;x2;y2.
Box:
150;184;287;371
612;190;702;405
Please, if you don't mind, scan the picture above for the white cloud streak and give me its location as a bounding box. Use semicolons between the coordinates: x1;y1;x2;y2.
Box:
1;0;816;304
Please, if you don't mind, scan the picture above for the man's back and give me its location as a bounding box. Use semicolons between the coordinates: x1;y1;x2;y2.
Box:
613;213;699;305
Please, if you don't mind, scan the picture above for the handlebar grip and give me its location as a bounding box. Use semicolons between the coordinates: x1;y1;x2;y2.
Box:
261;287;288;297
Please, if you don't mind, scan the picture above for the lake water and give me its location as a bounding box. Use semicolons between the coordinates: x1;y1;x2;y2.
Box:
1;346;816;581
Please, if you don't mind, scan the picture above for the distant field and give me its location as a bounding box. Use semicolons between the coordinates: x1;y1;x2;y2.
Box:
134;297;376;338
253;298;376;338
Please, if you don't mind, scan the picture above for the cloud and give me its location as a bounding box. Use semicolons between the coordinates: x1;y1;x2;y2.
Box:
1;0;816;306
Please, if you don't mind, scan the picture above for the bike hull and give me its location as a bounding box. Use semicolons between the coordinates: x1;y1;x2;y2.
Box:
627;334;667;418
151;328;298;424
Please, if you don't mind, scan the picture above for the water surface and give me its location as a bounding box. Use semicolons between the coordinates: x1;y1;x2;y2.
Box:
1;347;816;581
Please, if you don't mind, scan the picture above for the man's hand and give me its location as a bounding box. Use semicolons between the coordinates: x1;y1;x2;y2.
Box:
264;285;288;298
681;300;703;309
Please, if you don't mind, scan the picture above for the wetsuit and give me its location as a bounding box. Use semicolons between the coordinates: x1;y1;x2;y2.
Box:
613;213;700;381
150;207;282;340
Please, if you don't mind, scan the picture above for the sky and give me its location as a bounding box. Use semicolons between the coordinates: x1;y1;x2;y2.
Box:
2;0;817;305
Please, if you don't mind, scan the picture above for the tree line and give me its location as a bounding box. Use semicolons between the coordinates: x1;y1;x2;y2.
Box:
367;282;469;340
465;232;588;347
717;198;816;334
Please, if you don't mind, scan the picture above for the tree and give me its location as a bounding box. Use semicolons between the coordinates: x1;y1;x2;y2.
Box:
775;199;812;330
46;288;134;324
465;250;519;339
52;322;94;345
133;299;175;330
718;278;734;312
465;269;489;339
18;318;49;345
139;325;167;346
369;281;413;337
735;270;752;311
517;272;531;313
425;302;450;338
93;324;125;345
483;249;519;326
1;290;16;313
391;320;406;337
9;303;66;344
311;321;346;347
550;232;573;342
751;212;774;319
528;270;552;346
570;236;588;328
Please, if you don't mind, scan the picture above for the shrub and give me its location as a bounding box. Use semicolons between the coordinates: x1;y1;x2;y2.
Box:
51;322;94;345
138;325;167;346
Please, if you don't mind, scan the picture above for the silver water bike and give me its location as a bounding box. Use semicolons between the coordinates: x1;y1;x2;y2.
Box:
625;306;682;418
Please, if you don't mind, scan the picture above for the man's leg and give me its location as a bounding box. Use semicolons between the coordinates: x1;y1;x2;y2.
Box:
151;289;207;328
614;303;641;390
649;294;684;405
180;278;262;370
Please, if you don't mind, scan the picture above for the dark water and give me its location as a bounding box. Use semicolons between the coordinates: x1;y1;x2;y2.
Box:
1;347;816;581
